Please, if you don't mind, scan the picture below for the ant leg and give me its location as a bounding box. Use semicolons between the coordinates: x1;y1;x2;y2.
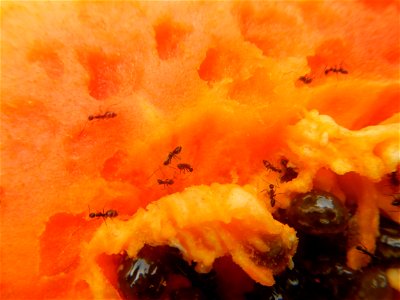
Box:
78;119;90;138
146;166;163;181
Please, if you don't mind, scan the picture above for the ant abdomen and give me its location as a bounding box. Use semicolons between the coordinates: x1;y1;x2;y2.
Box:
89;209;118;220
163;146;182;166
177;163;193;173
88;111;117;121
157;178;174;188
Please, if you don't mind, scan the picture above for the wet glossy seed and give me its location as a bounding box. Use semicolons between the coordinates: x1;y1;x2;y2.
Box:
118;255;167;299
287;190;349;235
118;245;183;299
117;245;220;300
350;268;394;300
376;217;400;263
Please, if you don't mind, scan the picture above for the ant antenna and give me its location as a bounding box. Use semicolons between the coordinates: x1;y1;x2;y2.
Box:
355;244;379;261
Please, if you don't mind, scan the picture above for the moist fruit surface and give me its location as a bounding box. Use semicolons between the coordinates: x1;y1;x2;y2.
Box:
1;1;399;299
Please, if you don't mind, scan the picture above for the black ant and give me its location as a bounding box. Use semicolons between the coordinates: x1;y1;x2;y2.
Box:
324;66;349;76
163;146;182;166
355;245;379;261
89;209;118;220
264;184;277;207
298;74;313;84
177;163;193;173
157;178;174;188
88;111;117;121
279;157;299;183
78;110;118;137
263;160;282;173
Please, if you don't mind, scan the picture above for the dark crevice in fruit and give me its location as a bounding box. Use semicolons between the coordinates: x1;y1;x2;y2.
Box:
170;287;206;300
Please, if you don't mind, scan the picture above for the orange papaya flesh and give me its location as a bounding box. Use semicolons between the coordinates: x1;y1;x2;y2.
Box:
1;1;400;299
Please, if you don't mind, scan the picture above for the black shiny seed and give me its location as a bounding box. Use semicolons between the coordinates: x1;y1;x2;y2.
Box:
118;255;167;299
376;217;400;266
350;268;394;300
117;245;184;299
117;245;220;300
287;190;349;235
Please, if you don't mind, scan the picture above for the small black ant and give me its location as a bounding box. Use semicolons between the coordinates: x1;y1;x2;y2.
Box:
279;157;299;183
157;178;174;188
177;163;193;173
298;75;313;84
88;111;117;121
89;209;118;220
266;184;277;207
78;110;118;137
263;160;282;173
163;146;182;166
355;245;379;261
324;66;349;76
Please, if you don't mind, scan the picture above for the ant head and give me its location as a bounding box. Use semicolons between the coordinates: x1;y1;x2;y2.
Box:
269;184;274;189
169;179;174;184
88;115;94;121
157;179;163;184
89;212;96;218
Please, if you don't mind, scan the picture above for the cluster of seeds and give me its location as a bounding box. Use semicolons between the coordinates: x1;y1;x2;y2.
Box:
248;190;399;299
116;189;399;299
83;109;399;298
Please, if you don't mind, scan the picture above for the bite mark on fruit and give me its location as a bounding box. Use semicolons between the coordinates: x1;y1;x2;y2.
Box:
154;18;192;60
78;49;123;100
